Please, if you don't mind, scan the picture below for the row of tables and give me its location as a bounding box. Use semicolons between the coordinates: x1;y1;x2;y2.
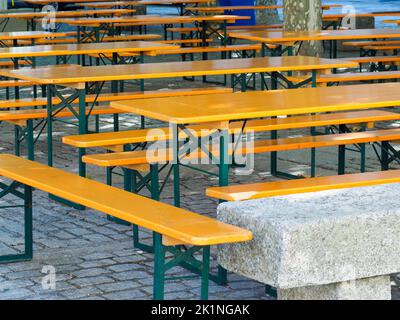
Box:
2;4;400;194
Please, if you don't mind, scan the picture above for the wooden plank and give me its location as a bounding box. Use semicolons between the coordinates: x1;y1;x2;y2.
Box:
81;128;400;167
1;56;357;84
109;83;400;124
228;28;400;44
62;110;400;148
0;41;179;59
206;170;400;201
0;154;252;246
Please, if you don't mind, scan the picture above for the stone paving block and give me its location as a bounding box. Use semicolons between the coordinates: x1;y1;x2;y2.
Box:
68;275;115;288
102;289;148;300
59;286;104;300
111;270;150;281
96;280;141;293
79;259;115;269
0;288;33;300
72;268;110;278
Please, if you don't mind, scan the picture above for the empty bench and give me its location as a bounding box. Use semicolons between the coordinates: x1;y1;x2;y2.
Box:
0;154;252;300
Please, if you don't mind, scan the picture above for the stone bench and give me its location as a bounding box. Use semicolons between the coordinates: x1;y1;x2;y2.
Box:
217;183;400;300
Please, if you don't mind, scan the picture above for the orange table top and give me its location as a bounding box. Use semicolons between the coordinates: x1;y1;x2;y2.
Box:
0;41;178;59
26;0;211;3
1;56;357;85
0;31;68;41
83;1;141;8
228;28;400;43
0;9;135;20
110;82;400;124
138;0;213;4
191;4;342;12
25;0;135;3
56;14;250;26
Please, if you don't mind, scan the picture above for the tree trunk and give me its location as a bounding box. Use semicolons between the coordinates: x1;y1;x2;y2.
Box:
256;0;280;25
283;0;323;56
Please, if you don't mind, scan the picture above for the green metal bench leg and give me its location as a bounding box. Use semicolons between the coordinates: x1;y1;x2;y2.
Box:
153;232;165;300
338;145;346;175
107;167;131;226
130;165;159;253
26;120;34;161
360;143;366;173
14;125;21;157
201;246;210;300
270;129;278;176
381;141;390;171
310;127;317;177
0;184;33;264
217;129;229;286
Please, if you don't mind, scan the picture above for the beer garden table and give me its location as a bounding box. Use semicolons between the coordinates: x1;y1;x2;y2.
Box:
228;28;400;58
108;82;400;206
0;31;68;47
55;15;251;45
0;56;356;177
0;9;136;31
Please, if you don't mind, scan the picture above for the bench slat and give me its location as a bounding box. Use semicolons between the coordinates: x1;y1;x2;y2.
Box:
62;110;400;148
206;170;400;201
0;154;252;246
343;56;400;64
287;71;400;84
0;87;233;110
81;128;400;167
149;44;261;55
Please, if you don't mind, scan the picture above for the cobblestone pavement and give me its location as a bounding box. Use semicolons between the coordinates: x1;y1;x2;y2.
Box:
0;25;399;300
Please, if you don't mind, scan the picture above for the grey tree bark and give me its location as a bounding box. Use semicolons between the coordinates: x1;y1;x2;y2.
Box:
256;0;280;25
283;0;323;56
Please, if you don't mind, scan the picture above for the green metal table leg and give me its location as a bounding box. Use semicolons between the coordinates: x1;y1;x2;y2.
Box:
14;125;20;157
172;124;181;207
217;128;229;285
26;120;34;161
1;184;33;263
78;88;87;178
310;70;318;177
153;232;165;300
201;246;210;300
46;85;53;168
24;184;33;261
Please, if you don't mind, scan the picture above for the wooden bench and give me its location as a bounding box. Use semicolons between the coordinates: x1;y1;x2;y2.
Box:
205;170;400;201
166;26;200;34
81;128;400;168
343;56;400;72
0;154;252;300
0;87;232;110
343;40;400;48
156;39;214;46
35;34;162;45
227;24;282;30
287;71;400;85
63;110;400;150
0;60;31;69
0;80;37;88
148;44;261;56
